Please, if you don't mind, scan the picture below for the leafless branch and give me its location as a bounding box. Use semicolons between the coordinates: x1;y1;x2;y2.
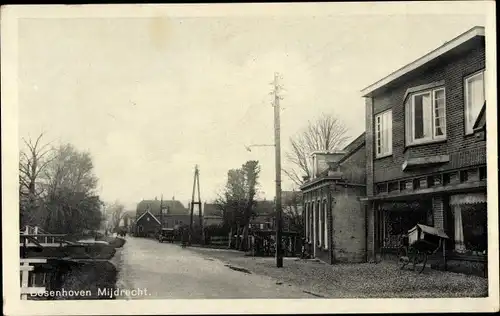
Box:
284;113;350;185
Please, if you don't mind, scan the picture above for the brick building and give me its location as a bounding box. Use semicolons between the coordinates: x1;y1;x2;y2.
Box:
134;198;191;237
300;135;367;264
361;26;487;270
202;203;224;227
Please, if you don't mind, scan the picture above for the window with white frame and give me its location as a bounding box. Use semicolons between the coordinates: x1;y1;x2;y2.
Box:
405;87;446;145
464;70;485;135
375;110;392;157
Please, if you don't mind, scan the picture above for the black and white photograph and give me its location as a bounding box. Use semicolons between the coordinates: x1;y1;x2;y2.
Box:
2;2;498;315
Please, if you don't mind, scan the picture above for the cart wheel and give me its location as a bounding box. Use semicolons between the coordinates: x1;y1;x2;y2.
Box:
412;250;426;272
398;247;409;270
418;252;428;274
411;249;420;271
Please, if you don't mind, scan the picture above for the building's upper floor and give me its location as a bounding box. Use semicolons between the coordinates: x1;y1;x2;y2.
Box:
362;26;487;190
136;198;190;220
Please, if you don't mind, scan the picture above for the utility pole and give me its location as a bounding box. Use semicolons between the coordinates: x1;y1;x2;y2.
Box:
197;167;204;245
273;72;283;268
189;165;203;245
160;194;164;228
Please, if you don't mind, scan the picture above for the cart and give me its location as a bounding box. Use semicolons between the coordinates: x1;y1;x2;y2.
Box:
398;224;449;273
158;228;175;243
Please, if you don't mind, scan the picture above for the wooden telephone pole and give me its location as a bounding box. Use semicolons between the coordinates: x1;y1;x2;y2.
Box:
160;194;164;228
273;72;283;268
189;165;203;245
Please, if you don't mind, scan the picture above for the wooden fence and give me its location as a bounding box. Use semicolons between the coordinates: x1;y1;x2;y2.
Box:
20;258;47;300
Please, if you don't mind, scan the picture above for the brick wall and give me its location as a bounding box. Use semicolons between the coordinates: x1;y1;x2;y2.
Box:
367;41;486;187
332;186;366;263
432;196;445;230
340;144;367;184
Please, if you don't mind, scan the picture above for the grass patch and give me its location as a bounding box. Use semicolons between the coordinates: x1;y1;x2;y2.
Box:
54;261;119;300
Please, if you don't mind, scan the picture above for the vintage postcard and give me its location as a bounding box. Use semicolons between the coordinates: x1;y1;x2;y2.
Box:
2;2;499;315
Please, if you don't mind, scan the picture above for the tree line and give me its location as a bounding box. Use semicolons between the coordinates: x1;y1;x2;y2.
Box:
19;133;104;235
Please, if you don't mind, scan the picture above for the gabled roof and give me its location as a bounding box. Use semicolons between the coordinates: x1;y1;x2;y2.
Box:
338;132;366;165
342;132;366;153
361;26;485;97
203;203;223;217
136;199;188;217
136;209;161;225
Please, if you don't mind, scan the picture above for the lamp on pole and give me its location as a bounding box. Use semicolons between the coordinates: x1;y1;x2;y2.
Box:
244;144;275;152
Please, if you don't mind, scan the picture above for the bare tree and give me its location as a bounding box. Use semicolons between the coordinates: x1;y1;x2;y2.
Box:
284;113;349;186
19;133;55;226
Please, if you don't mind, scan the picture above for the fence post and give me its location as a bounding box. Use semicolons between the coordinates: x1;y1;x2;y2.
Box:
21;236;27;258
20;262;31;300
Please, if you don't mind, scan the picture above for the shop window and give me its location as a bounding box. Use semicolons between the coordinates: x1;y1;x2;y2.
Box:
376;183;388;194
413;179;421;190
383;209;427;248
388;182;399;192
451;203;487;254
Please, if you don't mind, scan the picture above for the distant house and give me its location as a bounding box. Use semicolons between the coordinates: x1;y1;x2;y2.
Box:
134;201;162;237
248;200;275;231
134;198;190;237
203;203;224;227
162;201;192;229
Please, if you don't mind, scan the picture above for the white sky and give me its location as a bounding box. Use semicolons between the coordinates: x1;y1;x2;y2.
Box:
17;10;486;210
